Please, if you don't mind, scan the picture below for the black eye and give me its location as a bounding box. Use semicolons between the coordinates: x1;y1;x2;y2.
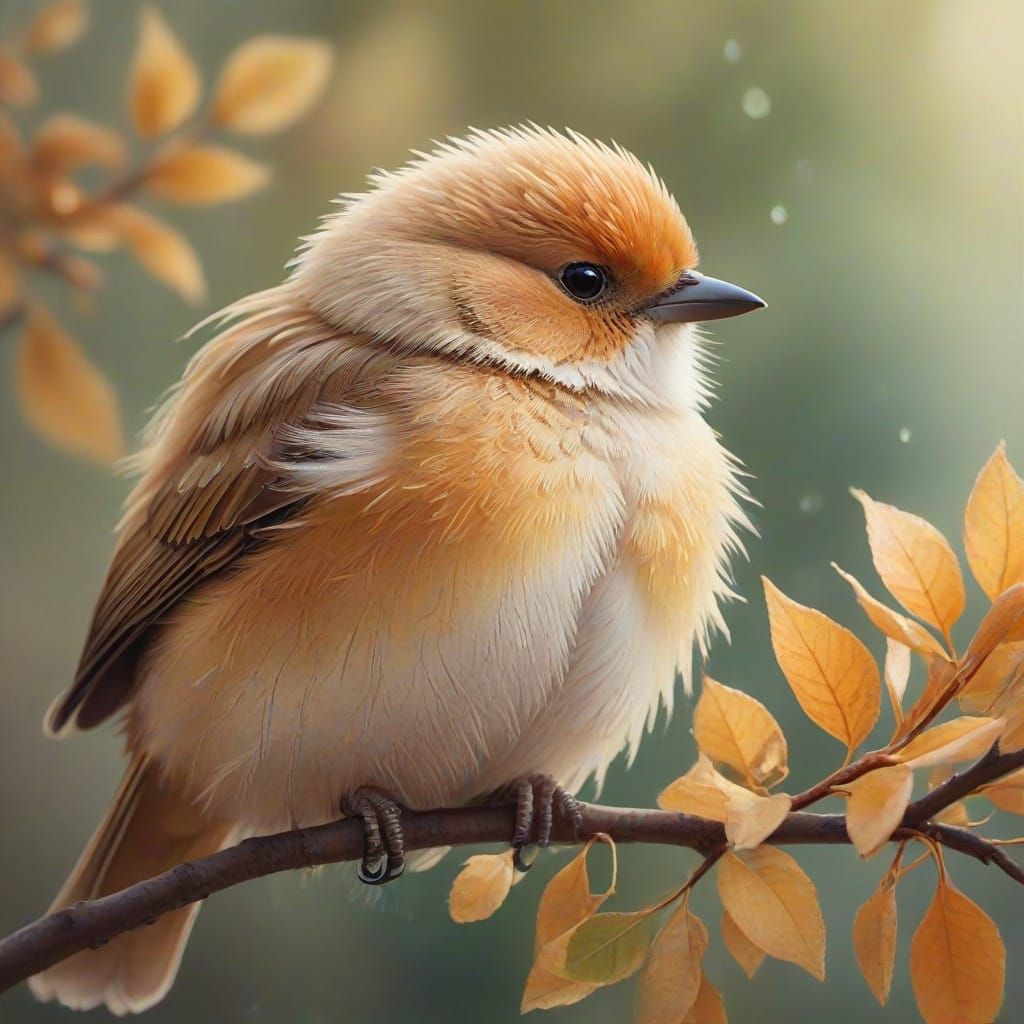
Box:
559;262;607;302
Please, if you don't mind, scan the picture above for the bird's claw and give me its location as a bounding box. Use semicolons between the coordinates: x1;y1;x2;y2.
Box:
510;775;583;872
342;787;406;885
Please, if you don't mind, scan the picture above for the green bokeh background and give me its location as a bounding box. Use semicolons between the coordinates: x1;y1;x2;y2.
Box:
2;1;1022;1021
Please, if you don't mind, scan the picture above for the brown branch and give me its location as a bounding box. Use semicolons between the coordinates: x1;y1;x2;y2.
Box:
3;757;1024;999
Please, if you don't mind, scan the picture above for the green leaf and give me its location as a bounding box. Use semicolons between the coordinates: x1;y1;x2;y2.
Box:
561;910;658;984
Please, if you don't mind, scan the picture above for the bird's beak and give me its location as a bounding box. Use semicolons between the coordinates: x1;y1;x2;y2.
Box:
645;271;766;324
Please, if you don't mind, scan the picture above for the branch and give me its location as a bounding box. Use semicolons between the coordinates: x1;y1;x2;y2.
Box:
4;760;1024;998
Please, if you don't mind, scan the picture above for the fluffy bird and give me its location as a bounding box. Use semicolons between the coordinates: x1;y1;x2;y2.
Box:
31;126;763;1014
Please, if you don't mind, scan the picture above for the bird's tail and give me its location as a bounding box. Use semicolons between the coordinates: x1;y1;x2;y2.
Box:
29;756;235;1015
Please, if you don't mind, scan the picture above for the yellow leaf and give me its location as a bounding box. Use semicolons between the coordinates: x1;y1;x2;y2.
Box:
562;910;658;984
145;144;270;204
898;716;1004;769
25;0;87;54
32;114;125;174
694;676;788;788
15;304;122;464
684;974;728;1024
521;841;612;1012
883;639;911;724
981;766;1024;814
130;6;200;138
0;53;39;107
910;881;1004;1024
658;777;728;821
448;851;514;923
833;563;946;657
721;911;765;979
763;577;880;755
725;792;792;851
636;902;707;1024
852;489;965;640
964;442;1024;600
110;204;205;302
960;584;1024;679
959;641;1024;713
852;882;897;1005
844;765;913;858
212;36;332;134
716;847;825;980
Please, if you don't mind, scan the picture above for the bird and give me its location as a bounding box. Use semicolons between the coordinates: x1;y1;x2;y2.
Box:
29;126;763;1014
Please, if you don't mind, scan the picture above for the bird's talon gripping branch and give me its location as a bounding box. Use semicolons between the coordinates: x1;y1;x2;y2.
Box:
342;788;406;885
510;775;582;871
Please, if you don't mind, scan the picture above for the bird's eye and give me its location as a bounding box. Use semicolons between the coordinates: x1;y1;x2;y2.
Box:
559;262;607;302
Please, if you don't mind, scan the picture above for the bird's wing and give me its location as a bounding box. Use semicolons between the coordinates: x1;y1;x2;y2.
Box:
47;292;390;734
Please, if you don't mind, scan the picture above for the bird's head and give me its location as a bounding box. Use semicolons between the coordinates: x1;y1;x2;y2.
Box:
293;126;763;399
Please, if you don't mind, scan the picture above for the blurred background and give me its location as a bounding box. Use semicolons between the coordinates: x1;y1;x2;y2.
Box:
2;0;1022;1021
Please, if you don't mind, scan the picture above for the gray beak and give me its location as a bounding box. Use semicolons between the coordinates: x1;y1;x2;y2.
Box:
645;271;766;323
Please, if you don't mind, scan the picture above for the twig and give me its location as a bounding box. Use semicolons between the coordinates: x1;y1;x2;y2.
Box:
3;762;1023;998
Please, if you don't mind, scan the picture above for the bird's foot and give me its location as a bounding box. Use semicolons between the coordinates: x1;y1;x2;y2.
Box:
508;775;584;873
341;787;406;885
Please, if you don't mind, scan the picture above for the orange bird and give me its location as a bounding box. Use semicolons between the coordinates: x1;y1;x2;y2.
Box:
31;127;763;1013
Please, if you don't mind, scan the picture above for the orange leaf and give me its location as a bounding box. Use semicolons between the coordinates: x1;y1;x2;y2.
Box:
959;641;1024;713
0;53;39;107
721;910;765;979
897;716;1004;769
724;792;792;851
853;881;897;1005
981;766;1024;814
964;442;1024;600
883;639;910;724
960;584;1024;678
693;676;788;788
32;114;125;173
898;654;957;739
636;901;707;1024
24;0;87;55
763;577;880;755
0;248;21;314
716;847;825;980
833;563;947;657
15;304;122;464
448;851;514;923
852;489;965;640
910;881;1004;1024
130;6;200;138
684;974;728;1024
658;777;728;821
145;144;269;204
212;36;332;134
844;764;913;858
110;204;205;302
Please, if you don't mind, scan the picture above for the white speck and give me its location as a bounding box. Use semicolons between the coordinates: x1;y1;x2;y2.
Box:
770;205;788;225
799;492;824;516
742;87;771;119
723;39;742;63
899;427;912;444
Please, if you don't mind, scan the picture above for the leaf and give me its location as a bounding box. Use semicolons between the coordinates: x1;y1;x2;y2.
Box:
897;716;1004;769
144;144;270;204
833;564;946;657
636;902;707;1024
964;442;1024;600
521;841;612;1012
693;676;788;788
959;641;1024;713
212;36;332;134
15;304;122;464
32;114;125;173
763;577;880;755
882;639;911;726
844;764;913;858
853;882;897;1005
960;583;1024;679
0;248;21;314
130;6;200;138
716;847;825;980
110;204;205;302
898;654;957;739
852;489;965;640
910;881;1004;1024
981;766;1024;814
25;0;87;54
658;777;728;821
721;910;765;979
448;851;514;923
562;910;658;984
725;792;792;851
0;53;39;107
684;974;728;1024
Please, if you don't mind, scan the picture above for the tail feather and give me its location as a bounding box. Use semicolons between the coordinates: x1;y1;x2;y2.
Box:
29;758;235;1015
